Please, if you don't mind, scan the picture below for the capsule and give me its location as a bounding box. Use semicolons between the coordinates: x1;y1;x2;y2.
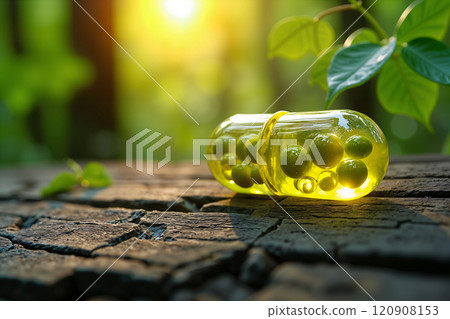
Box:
207;110;388;201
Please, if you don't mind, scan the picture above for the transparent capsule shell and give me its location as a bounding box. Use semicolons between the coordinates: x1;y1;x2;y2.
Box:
207;110;389;201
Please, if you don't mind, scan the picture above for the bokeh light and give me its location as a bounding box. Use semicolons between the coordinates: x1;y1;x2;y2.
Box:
162;0;197;22
391;115;417;140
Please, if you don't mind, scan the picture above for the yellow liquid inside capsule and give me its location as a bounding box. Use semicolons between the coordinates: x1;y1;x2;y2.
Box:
207;110;389;201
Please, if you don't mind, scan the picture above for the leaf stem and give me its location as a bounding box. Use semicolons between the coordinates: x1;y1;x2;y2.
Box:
348;0;389;39
314;4;355;21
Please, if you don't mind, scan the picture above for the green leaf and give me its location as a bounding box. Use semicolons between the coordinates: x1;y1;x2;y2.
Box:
377;56;439;130
41;172;77;197
397;0;450;43
81;162;112;188
326;38;396;106
66;158;83;180
268;16;335;60
402;37;450;85
309;46;340;91
344;28;379;47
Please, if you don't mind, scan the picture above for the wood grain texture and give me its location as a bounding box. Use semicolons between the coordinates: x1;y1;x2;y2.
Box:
0;156;449;300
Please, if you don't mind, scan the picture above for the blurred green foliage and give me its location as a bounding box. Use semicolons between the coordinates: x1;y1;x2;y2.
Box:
0;0;92;164
0;0;449;166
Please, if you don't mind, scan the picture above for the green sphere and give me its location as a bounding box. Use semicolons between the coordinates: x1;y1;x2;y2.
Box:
236;133;259;162
231;164;254;188
337;159;368;188
345;135;373;159
318;170;338;192
280;145;312;179
250;165;264;184
294;176;317;194
312;134;343;169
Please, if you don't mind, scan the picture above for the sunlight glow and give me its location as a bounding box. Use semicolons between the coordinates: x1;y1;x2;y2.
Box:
162;0;196;21
337;187;355;199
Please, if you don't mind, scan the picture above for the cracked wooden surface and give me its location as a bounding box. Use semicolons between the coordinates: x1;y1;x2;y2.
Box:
0;155;450;300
